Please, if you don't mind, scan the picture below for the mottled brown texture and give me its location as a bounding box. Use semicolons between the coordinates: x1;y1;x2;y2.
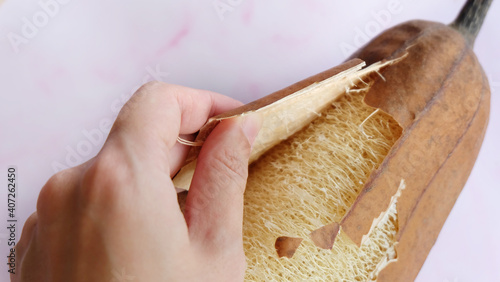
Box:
309;222;340;250
274;236;303;259
341;20;490;281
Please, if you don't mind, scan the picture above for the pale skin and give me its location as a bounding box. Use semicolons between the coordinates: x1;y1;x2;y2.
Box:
12;82;262;282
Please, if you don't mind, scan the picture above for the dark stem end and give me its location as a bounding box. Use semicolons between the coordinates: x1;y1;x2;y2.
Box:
450;0;493;46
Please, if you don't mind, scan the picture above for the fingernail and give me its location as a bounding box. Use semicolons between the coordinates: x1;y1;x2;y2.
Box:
240;113;263;148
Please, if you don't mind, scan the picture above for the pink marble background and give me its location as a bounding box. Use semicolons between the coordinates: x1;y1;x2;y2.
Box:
0;0;499;281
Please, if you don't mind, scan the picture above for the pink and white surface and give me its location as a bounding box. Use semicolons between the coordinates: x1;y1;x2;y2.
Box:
0;0;499;281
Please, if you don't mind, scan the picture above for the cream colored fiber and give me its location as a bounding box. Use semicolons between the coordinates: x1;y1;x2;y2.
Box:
243;85;403;281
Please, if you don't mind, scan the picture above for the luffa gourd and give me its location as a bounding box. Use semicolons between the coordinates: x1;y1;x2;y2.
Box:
175;0;492;280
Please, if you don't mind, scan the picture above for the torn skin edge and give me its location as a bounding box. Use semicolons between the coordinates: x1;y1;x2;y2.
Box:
309;222;341;250
363;179;405;280
275;236;303;259
369;242;399;281
361;179;406;246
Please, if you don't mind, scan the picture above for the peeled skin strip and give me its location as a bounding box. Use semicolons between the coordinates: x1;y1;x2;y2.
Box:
173;58;402;191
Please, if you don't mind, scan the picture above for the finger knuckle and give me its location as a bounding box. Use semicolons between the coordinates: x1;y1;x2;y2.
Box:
37;168;77;220
141;80;169;91
44;169;71;188
131;81;171;105
16;212;38;250
80;150;130;207
114;81;172;126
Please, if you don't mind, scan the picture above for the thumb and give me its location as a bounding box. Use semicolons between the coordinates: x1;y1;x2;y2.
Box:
185;113;262;249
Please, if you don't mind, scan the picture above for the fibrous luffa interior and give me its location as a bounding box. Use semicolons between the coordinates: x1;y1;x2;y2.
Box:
243;84;403;281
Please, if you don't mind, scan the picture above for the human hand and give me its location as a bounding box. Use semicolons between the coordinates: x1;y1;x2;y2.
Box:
12;82;262;282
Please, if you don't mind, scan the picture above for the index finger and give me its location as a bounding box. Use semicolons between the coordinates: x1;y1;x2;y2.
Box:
106;81;243;174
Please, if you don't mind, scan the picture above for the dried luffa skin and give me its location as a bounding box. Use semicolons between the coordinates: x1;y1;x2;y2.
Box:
341;20;490;281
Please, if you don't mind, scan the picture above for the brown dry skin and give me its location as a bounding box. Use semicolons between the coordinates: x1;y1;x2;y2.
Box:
342;20;490;281
309;222;340;250
275;237;304;258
